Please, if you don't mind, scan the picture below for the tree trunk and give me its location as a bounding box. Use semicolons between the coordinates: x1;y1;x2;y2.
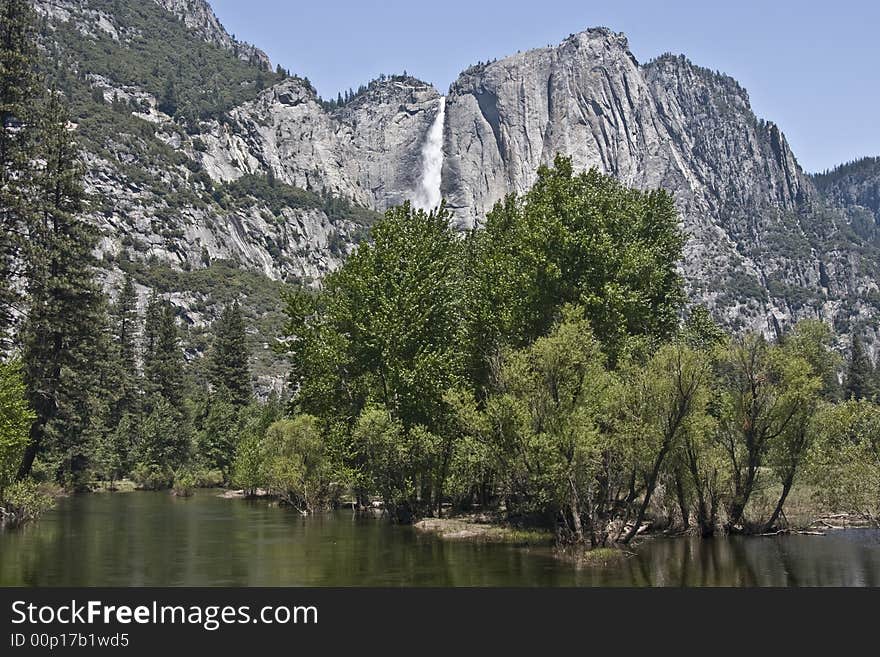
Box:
621;445;671;544
685;446;714;537
675;471;689;530
727;463;758;530
762;473;795;534
16;420;41;479
568;475;584;544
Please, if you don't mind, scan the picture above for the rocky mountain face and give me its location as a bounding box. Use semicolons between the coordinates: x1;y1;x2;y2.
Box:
32;0;880;369
35;0;374;284
812;157;880;226
198;75;443;211
151;0;270;68
441;31;826;334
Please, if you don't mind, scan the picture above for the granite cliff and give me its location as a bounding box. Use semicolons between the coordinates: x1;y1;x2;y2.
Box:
32;1;880;370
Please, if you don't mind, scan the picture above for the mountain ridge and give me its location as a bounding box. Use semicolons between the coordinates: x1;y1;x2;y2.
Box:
31;0;880;364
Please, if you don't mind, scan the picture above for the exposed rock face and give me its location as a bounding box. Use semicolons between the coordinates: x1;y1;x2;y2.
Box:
198;76;443;211
442;31;809;224
84;147;361;285
33;1;880;354
440;30;877;337
151;0;271;68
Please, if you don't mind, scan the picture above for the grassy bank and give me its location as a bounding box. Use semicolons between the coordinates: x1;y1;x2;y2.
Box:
413;516;554;546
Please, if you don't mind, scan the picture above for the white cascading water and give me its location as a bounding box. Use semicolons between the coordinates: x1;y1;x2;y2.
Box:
413;96;446;211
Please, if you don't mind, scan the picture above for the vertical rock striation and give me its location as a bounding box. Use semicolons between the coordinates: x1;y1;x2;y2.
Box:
439;29;862;334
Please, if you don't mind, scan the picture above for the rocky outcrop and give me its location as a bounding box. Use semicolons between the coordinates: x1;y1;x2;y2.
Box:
152;0;271;68
198;76;443;211
33;1;880;353
439;30;874;336
84;148;359;284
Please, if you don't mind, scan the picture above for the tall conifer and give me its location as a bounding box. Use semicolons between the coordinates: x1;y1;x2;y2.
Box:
208;300;251;407
0;0;41;348
19;93;106;484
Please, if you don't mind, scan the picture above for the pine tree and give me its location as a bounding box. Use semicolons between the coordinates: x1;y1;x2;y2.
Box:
197;386;239;477
109;274;140;422
143;289;161;359
143;297;185;409
208;300;251;407
158;77;177;116
133;396;188;488
844;335;875;401
90;274;141;482
0;0;41;348
19;93;107;485
136;294;191;478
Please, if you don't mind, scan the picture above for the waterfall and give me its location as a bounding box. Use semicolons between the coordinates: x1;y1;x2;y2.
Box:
413;97;446;211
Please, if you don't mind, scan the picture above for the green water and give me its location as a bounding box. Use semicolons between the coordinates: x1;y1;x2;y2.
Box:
2;491;879;586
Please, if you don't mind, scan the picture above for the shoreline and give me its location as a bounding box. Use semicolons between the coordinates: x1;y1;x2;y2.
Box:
412;513;877;551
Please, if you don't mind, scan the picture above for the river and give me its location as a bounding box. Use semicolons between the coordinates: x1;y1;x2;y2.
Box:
1;491;879;586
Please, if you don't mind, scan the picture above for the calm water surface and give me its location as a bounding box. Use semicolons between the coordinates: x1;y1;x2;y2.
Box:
1;491;879;586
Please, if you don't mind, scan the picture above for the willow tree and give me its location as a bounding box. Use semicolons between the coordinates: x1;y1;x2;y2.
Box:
617;343;713;543
762;321;838;532
479;306;614;544
714;333;821;530
807;400;880;525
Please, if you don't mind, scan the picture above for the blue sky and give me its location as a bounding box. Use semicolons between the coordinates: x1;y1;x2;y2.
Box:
210;0;878;173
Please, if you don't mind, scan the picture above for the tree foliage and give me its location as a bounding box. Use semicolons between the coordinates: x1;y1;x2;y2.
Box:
0;360;33;500
470;156;685;366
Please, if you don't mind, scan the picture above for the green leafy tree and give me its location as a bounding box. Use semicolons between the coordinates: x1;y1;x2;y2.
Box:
760;321;839;531
617;342;713;543
782;320;841;400
231;429;265;497
323;202;466;430
231;393;286;496
281;285;353;422
0;360;33;501
351;406;439;521
807;400;880;524
264;415;333;513
441;388;495;509
714;333;821;530
477;306;614;544
471;155;685;367
681;305;726;351
281;204;467;514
